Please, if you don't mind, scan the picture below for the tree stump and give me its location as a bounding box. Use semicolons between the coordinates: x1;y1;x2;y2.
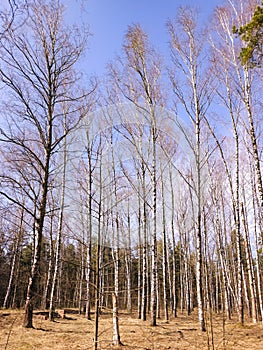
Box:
58;309;66;319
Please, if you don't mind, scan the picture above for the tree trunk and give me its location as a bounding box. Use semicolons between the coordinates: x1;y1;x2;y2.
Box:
24;214;46;328
42;230;54;310
49;135;67;321
244;67;263;215
233;126;244;325
125;204;132;313
169;166;177;318
137;194;142;319
141;165;148;321
24;163;50;327
241;201;257;323
85;238;92;320
150;123;158;327
112;292;122;346
250;156;263;323
94;152;103;350
78;236;85;314
85;144;93;320
161;172;169;321
195;107;206;332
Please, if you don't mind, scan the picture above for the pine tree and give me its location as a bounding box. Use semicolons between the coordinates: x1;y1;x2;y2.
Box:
233;2;263;67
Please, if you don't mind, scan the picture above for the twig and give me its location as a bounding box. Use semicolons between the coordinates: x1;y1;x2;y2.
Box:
4;314;18;350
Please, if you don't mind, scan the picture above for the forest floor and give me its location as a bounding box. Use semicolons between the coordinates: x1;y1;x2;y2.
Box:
1;308;263;350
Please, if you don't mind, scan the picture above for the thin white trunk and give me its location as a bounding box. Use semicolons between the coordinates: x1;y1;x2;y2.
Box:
161;173;169;321
112;292;122;346
49;135;67;321
42;230;54;309
78;238;85;314
241;202;257;323
244;67;263;214
195;105;205;332
169;167;177;317
126;202;132;313
250;154;263;323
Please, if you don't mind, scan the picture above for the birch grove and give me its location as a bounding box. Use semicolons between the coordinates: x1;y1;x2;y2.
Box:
0;0;262;348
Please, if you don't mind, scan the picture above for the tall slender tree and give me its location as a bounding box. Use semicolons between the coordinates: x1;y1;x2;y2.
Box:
168;7;213;331
109;24;163;326
210;0;262;323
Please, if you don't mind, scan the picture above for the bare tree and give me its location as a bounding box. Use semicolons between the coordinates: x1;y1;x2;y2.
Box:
0;0;94;328
168;7;214;331
210;0;262;324
109;23;163;327
49;118;67;321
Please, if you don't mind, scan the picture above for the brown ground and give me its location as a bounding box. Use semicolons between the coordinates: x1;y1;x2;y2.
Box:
1;309;263;350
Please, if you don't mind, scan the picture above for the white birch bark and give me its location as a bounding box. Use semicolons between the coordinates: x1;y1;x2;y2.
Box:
112;292;122;346
241;201;257;323
49;134;67;321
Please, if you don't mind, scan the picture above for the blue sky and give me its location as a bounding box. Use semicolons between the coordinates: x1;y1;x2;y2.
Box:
65;0;223;77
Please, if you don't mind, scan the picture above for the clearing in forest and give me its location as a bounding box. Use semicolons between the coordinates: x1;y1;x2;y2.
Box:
1;309;263;349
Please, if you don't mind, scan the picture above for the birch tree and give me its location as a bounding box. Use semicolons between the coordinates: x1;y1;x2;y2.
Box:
109;24;163;326
210;0;262;323
49;123;67;321
168;7;213;331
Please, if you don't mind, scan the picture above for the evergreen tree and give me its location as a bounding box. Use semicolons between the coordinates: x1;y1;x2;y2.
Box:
233;2;263;67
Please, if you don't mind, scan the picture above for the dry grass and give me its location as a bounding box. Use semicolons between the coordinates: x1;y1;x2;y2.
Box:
1;309;263;350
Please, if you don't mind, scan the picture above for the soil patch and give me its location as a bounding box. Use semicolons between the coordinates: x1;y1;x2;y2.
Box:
0;309;262;349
